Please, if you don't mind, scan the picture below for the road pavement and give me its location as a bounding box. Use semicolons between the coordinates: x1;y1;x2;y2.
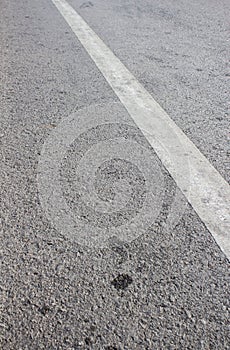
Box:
0;0;229;349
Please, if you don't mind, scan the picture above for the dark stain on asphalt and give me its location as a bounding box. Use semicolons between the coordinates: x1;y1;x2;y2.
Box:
38;304;50;316
111;274;133;291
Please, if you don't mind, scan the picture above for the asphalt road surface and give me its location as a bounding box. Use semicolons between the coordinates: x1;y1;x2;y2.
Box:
0;0;229;349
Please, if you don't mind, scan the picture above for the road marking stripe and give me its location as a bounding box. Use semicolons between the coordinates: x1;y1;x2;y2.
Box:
51;0;230;259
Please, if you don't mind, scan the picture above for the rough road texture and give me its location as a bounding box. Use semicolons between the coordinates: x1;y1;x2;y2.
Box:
0;0;229;349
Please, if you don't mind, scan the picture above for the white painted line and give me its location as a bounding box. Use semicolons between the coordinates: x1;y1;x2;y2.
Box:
51;0;230;259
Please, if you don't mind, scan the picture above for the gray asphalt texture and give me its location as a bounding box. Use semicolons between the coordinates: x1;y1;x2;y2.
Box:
0;0;229;349
69;0;230;183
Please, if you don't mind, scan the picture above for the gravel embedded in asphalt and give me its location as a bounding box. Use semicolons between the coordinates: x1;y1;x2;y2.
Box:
0;0;229;349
